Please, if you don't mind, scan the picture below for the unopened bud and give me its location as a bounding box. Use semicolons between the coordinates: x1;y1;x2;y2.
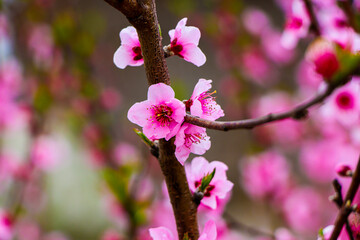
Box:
335;164;353;177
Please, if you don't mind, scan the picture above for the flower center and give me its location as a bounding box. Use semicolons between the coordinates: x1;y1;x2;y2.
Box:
150;104;173;126
132;46;143;61
335;19;348;28
170;38;184;58
184;132;203;148
336;92;355;110
199;91;217;115
287;17;303;29
194;181;215;197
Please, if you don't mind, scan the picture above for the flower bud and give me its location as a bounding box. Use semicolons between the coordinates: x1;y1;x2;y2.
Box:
335;164;353;177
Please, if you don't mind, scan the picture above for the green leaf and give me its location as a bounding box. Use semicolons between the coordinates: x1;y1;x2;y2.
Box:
158;24;162;38
199;168;216;193
133;128;155;148
182;233;189;240
102;168;128;203
318;228;324;238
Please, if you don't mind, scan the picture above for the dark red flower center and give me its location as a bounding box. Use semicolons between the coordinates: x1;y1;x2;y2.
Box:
286;17;303;29
170;38;184;58
314;52;339;79
194;181;215;197
336;92;355;110
132;46;143;61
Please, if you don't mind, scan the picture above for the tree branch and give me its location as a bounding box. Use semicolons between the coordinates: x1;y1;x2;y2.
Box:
330;154;360;240
303;0;321;36
185;83;337;131
104;0;199;238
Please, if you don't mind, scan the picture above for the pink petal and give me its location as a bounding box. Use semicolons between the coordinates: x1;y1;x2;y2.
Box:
143;123;170;140
113;46;133;69
127;101;152;127
182;45;206;67
149;227;175;240
119;26;139;47
178;26;201;46
147;83;175;103
175;145;191;165
192;79;212;98
201;195;217;209
200;220;217;240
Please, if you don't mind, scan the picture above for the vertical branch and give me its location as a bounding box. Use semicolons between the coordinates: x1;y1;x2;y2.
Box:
303;0;321;36
103;0;199;238
330;155;360;240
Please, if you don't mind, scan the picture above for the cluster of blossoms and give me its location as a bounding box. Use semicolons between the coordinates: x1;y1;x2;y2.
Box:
114;18;236;239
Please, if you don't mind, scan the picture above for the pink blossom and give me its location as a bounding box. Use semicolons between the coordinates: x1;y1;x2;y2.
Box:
101;229;123;240
127;83;185;141
187;79;224;121
296;60;323;96
174;123;210;165
186;157;233;209
261;30;295;64
28;24;54;68
320;80;360;127
168;18;206;67
100;88;122;110
242;9;270;36
281;0;311;49
113;142;140;166
113;26;143;69
31;135;63;171
0;210;12;240
250;92;303;145
149;220;216;240
282;187;322;234
306;39;339;80
241;48;274;86
43;232;69;240
241;151;292;201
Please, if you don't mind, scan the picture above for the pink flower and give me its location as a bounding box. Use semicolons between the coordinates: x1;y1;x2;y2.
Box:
127;83;185;140
306;39;339;80
241;151;292;201
31;135;63;171
113;26;143;69
282;187;322;234
168;18;206;67
149;220;216;240
186;157;233;209
320;80;360;127
0;210;12;240
174;123;211;165
187;79;224;121
281;0;311;49
28;24;54;68
113;142;140;166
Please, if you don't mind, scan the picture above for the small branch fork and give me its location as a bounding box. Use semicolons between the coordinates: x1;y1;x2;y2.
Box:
185;82;339;131
330;154;360;240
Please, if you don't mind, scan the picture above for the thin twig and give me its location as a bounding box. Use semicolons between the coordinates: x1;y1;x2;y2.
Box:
185;83;337;131
224;212;275;239
331;180;355;240
303;0;321;36
330;154;360;240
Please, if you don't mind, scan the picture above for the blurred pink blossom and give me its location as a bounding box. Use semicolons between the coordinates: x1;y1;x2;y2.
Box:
168;18;206;67
101;88;122;110
127;83;185;141
28;24;54;68
113;142;140;166
320;80;360;127
0;210;12;240
281;0;310;49
282;187;322;234
31;136;63;171
241;151;292;201
101;229;123;240
242;9;270;36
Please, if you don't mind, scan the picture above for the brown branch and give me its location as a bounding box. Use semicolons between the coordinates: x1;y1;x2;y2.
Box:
303;0;321;36
185;83;337;131
331;180;354;240
104;0;199;238
330;154;360;240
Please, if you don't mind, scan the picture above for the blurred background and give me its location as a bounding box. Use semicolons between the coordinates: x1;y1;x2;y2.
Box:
1;0;359;239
